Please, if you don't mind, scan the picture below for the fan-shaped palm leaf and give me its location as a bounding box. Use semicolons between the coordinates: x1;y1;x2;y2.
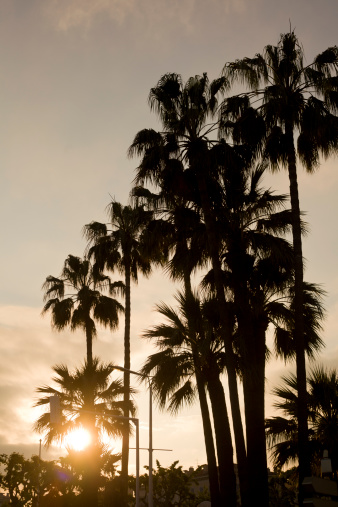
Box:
42;255;123;368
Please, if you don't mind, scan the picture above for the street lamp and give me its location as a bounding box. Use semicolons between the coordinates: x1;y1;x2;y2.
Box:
113;366;153;507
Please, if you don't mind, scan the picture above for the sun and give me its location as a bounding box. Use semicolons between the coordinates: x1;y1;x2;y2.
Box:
64;427;92;451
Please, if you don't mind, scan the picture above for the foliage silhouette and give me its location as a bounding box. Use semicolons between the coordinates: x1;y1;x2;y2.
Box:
223;31;338;492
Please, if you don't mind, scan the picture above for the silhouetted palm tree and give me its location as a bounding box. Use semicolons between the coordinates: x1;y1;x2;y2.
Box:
128;72;251;506
266;366;338;476
42;254;123;369
272;281;325;363
34;358;135;507
200;155;325;505
223;32;338;490
222;163;293;505
84;201;153;503
141;291;237;506
198;157;296;505
132;187;232;503
34;358;133;445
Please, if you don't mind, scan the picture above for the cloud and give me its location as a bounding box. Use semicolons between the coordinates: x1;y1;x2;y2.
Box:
0;277;174;460
45;0;247;33
45;0;135;31
0;305;125;453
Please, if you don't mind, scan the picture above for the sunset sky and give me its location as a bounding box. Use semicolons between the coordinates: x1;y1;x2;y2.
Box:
1;0;338;475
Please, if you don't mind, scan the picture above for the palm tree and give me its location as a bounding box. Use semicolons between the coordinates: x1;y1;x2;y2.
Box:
132;188;232;504
200;156;325;505
128;72;251;506
223;32;338;491
266;366;338;476
196;156;297;506
34;358;136;507
141;291;237;506
42;254;124;369
34;358;133;445
133;178;239;505
220;163;294;506
84;200;153;504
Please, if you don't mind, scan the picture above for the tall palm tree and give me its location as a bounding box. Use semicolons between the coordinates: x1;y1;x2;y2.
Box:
141;291;237;507
223;32;338;492
128;72;252;506
198;158;296;506
200;157;325;505
84;200;153;503
132;187;231;504
42;254;123;369
267;271;325;484
219;161;294;506
133;174;239;505
34;358;136;507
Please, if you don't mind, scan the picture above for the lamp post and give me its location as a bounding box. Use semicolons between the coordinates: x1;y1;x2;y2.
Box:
113;366;153;507
131;417;140;507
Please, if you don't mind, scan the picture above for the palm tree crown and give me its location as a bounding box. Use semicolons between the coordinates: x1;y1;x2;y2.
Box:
34;358;136;507
222;31;338;167
34;357;135;447
141;291;225;412
266;366;338;475
42;254;124;368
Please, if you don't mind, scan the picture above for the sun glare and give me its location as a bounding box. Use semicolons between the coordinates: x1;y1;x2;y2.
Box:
64;427;92;451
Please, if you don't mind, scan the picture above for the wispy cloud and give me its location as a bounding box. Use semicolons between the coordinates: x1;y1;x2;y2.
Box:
0;305;124;450
45;0;135;30
45;0;247;32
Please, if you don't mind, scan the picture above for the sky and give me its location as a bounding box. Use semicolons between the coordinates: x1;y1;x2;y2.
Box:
0;0;338;476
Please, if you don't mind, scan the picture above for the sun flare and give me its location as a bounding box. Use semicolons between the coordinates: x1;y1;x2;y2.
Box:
64;427;91;451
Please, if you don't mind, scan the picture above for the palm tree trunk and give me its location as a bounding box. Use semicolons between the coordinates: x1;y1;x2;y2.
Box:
286;119;310;503
232;249;269;507
207;367;237;506
82;359;99;507
85;324;93;370
195;368;222;505
182;269;222;505
196;171;249;507
82;447;100;507
242;321;269;507
121;260;131;506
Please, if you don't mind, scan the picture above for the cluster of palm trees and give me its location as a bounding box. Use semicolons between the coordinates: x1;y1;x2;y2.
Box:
35;30;338;507
37;204;153;506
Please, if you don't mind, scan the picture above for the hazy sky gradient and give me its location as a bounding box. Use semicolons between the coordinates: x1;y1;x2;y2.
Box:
1;0;337;473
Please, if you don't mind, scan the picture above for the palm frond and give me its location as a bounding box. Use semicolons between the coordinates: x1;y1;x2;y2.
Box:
167;380;196;414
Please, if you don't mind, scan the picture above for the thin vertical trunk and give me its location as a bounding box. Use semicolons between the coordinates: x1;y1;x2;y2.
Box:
195;368;222;506
286;120;310;504
82;446;100;507
241;321;269;507
232;244;269;507
196;171;249;507
85;324;93;370
207;367;237;507
121;261;131;506
183;269;222;505
82;361;99;507
183;239;236;504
